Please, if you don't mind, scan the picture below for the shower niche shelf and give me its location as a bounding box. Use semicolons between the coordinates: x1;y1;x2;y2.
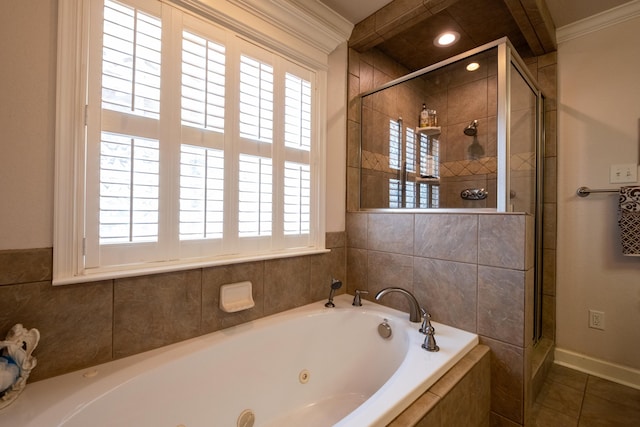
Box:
415;126;441;136
416;176;440;183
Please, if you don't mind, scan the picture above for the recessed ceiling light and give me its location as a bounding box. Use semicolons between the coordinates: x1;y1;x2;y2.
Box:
434;31;460;47
466;62;480;72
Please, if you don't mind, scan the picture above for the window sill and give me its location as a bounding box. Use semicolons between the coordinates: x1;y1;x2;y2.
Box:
52;247;330;286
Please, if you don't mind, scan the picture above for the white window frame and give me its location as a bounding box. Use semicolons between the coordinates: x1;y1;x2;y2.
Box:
53;0;348;285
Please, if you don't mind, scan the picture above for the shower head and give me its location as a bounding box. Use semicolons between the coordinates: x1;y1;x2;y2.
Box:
464;120;478;136
325;279;343;307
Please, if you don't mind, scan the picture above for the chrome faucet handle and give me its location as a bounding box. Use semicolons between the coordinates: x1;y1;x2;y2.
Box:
421;312;439;352
352;289;369;306
418;308;428;334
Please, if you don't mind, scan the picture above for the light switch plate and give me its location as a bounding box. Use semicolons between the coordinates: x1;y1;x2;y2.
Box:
610;164;638;183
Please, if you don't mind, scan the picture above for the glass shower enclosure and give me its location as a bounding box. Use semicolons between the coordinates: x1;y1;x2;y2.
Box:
358;37;546;343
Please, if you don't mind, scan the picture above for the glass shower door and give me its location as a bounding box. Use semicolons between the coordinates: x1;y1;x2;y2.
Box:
509;65;538;214
509;60;545;344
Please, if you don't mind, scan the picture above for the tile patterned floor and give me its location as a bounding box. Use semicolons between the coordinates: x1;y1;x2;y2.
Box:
531;364;640;426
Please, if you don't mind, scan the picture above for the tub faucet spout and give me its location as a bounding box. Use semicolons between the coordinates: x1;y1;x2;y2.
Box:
375;287;424;323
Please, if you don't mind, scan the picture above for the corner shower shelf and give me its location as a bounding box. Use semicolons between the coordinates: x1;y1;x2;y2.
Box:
416;176;440;184
415;126;441;136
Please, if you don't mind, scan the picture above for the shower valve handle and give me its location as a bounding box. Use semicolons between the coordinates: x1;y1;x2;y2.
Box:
352;289;369;306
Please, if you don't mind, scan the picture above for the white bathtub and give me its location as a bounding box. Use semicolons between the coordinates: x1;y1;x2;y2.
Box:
0;294;478;427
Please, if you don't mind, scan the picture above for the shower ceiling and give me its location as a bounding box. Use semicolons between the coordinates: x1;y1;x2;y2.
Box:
380;0;535;70
324;0;637;71
345;0;555;71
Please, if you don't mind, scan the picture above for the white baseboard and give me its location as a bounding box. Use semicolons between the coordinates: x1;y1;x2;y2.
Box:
554;347;640;390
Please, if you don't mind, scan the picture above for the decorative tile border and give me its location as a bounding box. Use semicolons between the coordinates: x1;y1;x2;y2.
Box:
440;157;497;177
362;150;535;177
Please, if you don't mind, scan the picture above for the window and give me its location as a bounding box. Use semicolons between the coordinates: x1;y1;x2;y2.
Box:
389;119;401;171
418;133;440;208
179;145;224;240
98;132;160;245
389;178;401;209
54;0;328;284
388;122;440;208
405;128;416;174
419;133;439;179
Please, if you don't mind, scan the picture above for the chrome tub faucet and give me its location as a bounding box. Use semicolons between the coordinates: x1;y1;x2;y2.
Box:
374;287;423;323
375;287;439;352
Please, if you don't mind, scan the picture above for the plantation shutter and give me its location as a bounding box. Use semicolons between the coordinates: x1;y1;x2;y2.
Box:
83;0;319;274
237;52;274;242
238;154;273;237
85;0;164;267
180;30;226;133
99;133;160;244
235;45;314;250
283;73;312;236
179;145;225;240
178;21;228;259
405;128;416;173
101;0;162;120
389;119;401;170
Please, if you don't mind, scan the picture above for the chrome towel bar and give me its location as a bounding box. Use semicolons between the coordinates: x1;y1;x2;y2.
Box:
576;186;620;197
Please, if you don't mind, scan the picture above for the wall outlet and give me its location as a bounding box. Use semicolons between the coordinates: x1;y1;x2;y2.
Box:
589;310;605;330
610;164;638;183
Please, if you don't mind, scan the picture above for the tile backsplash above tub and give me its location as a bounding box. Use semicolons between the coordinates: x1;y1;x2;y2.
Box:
0;232;346;382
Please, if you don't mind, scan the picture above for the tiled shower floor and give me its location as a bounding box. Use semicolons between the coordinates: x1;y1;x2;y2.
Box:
531;364;640;426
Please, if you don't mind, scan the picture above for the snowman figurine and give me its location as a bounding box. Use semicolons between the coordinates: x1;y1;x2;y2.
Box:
0;324;40;410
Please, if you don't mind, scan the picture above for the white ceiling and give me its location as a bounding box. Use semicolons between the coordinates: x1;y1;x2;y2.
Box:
318;0;391;24
319;0;635;28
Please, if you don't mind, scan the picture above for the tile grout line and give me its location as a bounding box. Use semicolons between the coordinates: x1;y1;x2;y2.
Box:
576;375;588;425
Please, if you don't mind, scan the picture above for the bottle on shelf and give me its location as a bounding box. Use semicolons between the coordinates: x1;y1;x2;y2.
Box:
420;104;429;128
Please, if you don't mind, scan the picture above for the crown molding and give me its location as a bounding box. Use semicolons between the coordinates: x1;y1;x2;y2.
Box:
557;0;640;43
264;0;354;47
175;0;352;62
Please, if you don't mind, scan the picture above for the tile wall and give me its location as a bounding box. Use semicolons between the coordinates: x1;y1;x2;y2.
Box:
390;345;491;427
346;211;534;425
0;232;346;381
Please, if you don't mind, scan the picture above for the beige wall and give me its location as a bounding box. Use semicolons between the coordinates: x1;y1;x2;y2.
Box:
556;11;640;379
325;41;348;232
0;1;57;249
